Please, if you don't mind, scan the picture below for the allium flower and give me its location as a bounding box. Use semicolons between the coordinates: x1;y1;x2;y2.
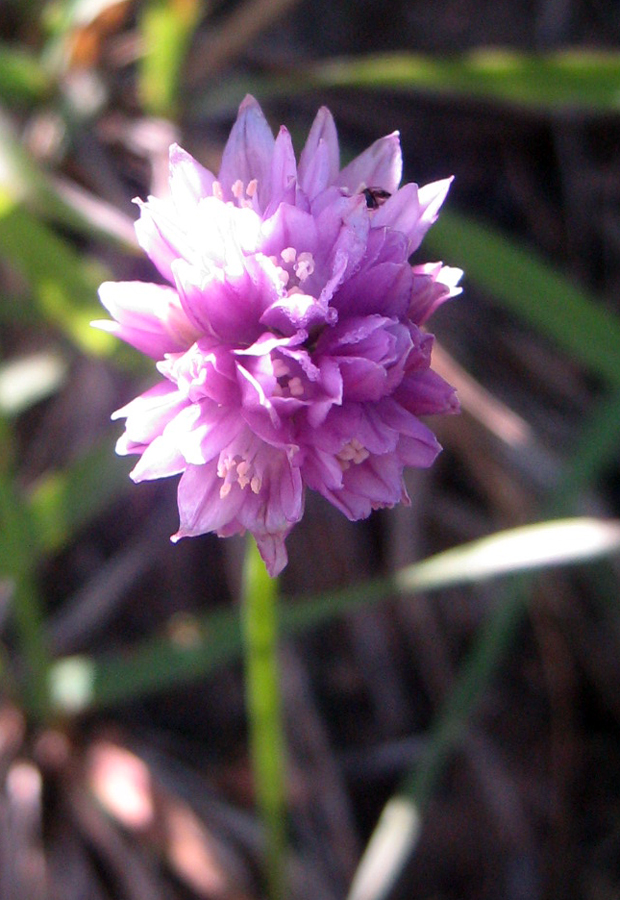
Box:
95;96;461;576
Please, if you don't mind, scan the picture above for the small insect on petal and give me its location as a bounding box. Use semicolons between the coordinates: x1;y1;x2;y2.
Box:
361;187;392;209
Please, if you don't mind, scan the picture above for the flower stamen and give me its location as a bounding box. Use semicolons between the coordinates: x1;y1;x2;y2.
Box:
272;359;290;378
336;438;370;470
294;251;315;282
271;358;305;399
288;376;304;397
217;453;263;498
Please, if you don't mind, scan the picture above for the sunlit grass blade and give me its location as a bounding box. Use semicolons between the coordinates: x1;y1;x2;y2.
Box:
0;44;50;106
0;350;68;418
138;0;201;118
51;517;620;713
397;518;620;590
425;210;620;388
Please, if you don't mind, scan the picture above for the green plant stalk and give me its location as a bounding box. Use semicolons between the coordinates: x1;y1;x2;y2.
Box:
241;536;287;900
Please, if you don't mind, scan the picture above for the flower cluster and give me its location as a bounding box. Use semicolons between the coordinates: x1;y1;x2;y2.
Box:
95;96;461;575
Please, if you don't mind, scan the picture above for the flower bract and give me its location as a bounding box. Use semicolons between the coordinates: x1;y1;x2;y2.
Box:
95;96;462;576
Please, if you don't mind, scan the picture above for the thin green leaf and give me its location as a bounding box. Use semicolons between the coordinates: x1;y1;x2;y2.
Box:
196;50;620;117
50;517;620;713
550;388;620;515
425;210;620;388
347;578;525;900
311;50;620;113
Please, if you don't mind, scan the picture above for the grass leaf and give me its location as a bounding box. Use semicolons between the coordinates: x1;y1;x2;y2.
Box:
51;517;620;712
197;50;620;117
138;0;201;118
425;210;620;388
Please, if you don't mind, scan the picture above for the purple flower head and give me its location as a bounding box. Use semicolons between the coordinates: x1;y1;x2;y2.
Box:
94;96;461;576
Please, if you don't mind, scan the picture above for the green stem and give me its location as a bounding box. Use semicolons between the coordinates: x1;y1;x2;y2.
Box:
241;535;287;900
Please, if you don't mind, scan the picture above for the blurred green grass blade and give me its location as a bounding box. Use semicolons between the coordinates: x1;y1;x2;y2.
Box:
0;44;51;106
0;190;114;355
0;459;52;718
197;50;620;117
0;454;39;585
346;576;526;900
425;210;620;387
397;518;620;591
551;388;620;514
311;50;620;113
138;0;202;118
53;517;620;712
59;604;243;711
0;106;78;224
0;106;135;246
27;438;131;556
347;388;620;900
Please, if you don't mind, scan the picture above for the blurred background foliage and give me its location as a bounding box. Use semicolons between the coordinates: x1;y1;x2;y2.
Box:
2;1;620;898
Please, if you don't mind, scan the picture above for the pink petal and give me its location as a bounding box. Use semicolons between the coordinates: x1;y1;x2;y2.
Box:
169;144;216;215
174;461;246;538
371;183;421;245
113;382;190;457
337;132;402;195
172;259;258;345
96;280;198;358
409;262;463;325
417;177;454;238
254;533;289;578
265;126;297;213
218;95;275;209
134;196;188;283
298;106;339;198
